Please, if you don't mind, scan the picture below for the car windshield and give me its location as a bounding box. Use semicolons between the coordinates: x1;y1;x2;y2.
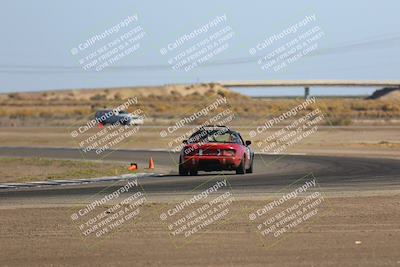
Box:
188;129;240;144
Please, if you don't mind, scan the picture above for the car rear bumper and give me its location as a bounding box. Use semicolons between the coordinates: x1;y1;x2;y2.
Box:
182;155;241;171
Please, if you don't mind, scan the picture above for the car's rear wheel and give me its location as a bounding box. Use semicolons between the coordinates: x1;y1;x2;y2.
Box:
246;155;253;174
236;158;246;174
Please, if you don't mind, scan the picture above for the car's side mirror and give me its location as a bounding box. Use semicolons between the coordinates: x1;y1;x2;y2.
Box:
183;140;188;144
245;140;251;146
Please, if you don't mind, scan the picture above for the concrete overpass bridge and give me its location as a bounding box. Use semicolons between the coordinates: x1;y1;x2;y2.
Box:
217;80;400;98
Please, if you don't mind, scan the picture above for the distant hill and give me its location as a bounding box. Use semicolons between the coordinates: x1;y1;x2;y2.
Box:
366;87;400;100
0;83;234;101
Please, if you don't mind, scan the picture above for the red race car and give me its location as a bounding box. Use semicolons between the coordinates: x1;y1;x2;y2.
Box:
179;126;254;176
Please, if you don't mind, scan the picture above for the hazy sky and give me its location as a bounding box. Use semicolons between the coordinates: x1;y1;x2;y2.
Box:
0;0;399;96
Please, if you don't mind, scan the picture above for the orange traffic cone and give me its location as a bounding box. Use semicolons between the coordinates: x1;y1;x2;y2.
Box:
148;157;155;169
128;163;137;172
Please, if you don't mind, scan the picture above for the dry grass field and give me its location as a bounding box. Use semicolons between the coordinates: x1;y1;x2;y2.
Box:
0;157;129;183
0;84;399;127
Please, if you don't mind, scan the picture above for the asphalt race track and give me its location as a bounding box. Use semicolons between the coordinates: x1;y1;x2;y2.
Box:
0;147;400;200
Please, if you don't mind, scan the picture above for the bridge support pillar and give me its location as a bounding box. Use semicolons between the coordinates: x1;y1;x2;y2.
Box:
304;87;310;99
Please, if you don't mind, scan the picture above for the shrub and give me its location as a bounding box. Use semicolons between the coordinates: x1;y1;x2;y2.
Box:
326;117;352;126
90;94;106;101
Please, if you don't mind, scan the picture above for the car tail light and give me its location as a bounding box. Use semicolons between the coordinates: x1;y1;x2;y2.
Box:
223;149;235;156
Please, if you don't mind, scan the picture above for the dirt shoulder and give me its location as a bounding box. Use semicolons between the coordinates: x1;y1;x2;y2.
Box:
0;157;130;183
0;194;399;266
